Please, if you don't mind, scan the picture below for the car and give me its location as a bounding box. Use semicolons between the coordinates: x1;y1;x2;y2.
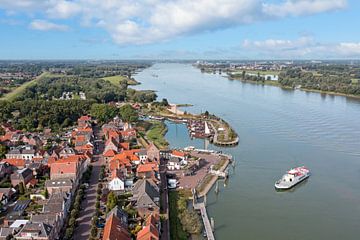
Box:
0;207;8;213
96;222;105;228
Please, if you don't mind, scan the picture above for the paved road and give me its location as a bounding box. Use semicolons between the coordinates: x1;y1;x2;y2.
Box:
159;157;170;240
73;125;104;240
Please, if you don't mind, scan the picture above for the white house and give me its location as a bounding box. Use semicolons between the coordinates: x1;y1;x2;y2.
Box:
170;150;188;165
108;169;125;191
167;157;181;171
135;149;148;164
108;178;125;191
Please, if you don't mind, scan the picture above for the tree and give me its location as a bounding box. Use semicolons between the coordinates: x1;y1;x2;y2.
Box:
106;191;117;212
90;103;119;124
64;227;74;240
19;182;25;195
0;144;7;159
91;226;98;237
44;188;49;199
119;104;138;123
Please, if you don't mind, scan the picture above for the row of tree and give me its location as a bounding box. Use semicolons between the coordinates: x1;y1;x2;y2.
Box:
278;68;360;95
0;99;141;131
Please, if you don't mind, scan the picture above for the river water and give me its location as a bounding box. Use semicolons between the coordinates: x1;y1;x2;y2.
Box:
135;63;360;240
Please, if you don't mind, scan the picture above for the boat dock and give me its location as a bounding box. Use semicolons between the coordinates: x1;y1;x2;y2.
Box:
194;201;215;240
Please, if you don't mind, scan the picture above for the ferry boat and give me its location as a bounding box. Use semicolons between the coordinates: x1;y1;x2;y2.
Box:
275;166;310;190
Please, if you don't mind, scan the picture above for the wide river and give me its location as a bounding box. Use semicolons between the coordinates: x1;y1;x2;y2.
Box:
135;63;360;240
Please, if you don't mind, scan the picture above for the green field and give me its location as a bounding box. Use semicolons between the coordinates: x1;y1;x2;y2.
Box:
146;121;168;149
102;75;139;86
0;72;48;101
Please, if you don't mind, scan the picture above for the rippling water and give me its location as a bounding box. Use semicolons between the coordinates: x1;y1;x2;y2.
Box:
135;63;360;240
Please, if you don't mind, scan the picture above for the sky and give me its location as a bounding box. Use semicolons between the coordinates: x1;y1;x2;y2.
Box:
0;0;359;60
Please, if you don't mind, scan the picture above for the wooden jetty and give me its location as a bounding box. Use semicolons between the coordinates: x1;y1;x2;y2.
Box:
194;201;215;240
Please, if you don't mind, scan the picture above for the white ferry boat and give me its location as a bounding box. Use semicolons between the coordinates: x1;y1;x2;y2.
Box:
275;166;310;190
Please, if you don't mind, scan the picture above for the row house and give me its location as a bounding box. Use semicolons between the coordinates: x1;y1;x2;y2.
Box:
5;145;39;161
45;178;73;195
102;206;130;240
77;115;92;127
1;158;26;169
136;213;160;240
10;168;33;187
146;143;160;161
131;179;160;219
15;222;54;240
0;162;12;178
136;162;159;180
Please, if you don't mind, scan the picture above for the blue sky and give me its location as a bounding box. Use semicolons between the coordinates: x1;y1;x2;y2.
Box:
0;0;359;59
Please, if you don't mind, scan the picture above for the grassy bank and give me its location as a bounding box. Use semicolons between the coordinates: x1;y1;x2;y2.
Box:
230;76;360;99
0;72;48;101
146;121;169;149
169;190;202;240
102;75;139;86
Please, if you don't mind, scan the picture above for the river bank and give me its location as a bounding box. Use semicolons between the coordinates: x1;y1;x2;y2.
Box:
229;76;360;100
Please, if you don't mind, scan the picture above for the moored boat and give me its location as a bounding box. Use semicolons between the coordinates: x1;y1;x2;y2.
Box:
275;166;310;190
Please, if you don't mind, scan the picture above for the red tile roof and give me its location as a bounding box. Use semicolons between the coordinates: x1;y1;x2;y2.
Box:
57;155;86;163
103;214;131;240
171;150;186;157
32;157;44;162
119;142;130;150
2;158;25;167
75;135;86;142
137;163;158;173
50;161;78;177
120;129;137;138
136;225;159;240
103;149;117;157
79;115;91;121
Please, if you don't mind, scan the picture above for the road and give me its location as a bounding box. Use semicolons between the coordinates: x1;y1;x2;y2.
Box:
73;125;104;240
159;157;170;240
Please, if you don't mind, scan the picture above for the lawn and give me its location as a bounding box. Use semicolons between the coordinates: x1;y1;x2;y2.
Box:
351;78;359;84
146;121;169;149
102;75;139;86
0;72;48;101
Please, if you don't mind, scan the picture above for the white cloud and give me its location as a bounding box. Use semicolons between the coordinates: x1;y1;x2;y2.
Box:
263;0;347;17
29;19;69;31
0;0;348;44
241;37;360;58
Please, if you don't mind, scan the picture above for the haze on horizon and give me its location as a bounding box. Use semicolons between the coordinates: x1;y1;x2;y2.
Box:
0;0;359;60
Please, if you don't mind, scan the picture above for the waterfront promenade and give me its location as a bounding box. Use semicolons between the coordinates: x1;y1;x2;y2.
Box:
194;202;215;240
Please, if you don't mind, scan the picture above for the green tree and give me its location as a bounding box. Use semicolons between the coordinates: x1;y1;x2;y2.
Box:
119;104;138;123
106;191;117;212
0;144;7;159
44;188;49;199
90;103;119;124
18;182;25;195
64;227;74;240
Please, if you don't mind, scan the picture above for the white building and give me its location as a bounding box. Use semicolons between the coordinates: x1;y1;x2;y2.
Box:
108;177;125;191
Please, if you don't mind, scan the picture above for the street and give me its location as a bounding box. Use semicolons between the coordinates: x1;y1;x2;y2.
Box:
73;125;104;240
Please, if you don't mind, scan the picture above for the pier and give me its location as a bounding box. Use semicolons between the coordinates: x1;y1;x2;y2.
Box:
209;122;239;146
193;200;215;240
